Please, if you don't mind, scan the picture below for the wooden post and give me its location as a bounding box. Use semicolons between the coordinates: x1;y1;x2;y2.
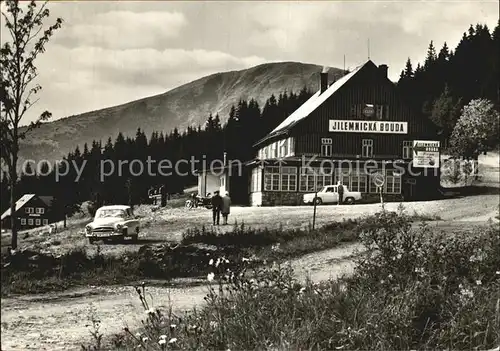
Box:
312;170;318;231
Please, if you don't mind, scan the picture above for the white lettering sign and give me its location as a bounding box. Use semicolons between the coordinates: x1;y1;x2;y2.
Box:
329;120;408;134
413;140;440;168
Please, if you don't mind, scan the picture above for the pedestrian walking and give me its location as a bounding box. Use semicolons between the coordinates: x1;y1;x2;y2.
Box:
221;191;232;225
211;190;222;225
337;180;344;205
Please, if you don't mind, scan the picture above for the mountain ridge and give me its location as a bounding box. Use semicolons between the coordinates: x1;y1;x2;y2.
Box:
19;61;343;163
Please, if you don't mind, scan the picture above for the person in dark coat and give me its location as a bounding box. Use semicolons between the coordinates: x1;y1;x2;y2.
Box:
211;190;223;225
221;191;232;225
337;180;344;205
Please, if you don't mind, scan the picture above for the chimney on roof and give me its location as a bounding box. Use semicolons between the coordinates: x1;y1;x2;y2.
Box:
320;66;329;93
379;64;388;79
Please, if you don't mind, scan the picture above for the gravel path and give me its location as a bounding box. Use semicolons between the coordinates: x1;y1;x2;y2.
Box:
1;242;361;350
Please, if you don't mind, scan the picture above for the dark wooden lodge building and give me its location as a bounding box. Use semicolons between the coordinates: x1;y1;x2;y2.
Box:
1;194;57;229
248;60;441;206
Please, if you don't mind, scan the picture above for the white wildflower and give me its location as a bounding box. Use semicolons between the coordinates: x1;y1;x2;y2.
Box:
476;280;482;286
207;272;215;282
209;259;214;266
396;253;402;260
170;324;176;329
159;335;167;340
168;338;177;344
210;320;219;328
142;336;149;342
242;257;249;262
158;339;166;345
496;271;500;275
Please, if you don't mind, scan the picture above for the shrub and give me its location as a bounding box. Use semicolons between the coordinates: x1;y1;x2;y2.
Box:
96;210;500;350
1;218;360;295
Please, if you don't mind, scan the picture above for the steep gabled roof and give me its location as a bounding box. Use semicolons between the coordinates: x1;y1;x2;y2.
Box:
1;194;36;220
38;196;54;207
255;60;373;147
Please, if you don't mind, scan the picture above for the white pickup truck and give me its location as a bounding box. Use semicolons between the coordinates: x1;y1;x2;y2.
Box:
303;185;362;205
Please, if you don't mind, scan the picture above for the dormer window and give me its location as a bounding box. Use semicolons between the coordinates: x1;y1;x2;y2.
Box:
321;138;333;157
351;103;389;120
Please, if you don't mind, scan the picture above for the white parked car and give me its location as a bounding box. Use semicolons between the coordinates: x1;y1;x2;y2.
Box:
85;205;140;244
303;185;362;205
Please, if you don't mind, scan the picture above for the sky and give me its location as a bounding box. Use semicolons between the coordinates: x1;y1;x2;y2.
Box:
1;0;498;124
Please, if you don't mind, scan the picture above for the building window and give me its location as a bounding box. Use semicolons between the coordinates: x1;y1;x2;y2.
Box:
251;168;262;192
25;207;34;214
402;141;413;159
35;219;41;225
264;166;297;192
362;139;373;158
386;170;402;194
375;105;388;120
287;137;294;156
321;138;333;157
280;167;297;191
279;139;288;158
43;219;48;225
264;167;280;191
36;207;45;214
20;218;26;225
350;174;368;192
28;218;34;225
271;143;277;158
299;167;333;192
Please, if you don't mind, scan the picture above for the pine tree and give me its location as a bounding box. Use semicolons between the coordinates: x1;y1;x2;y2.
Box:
430;84;463;145
424;41;437;69
404;58;414;78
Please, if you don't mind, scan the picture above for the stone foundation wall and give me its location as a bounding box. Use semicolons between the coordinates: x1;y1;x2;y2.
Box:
260;192;304;206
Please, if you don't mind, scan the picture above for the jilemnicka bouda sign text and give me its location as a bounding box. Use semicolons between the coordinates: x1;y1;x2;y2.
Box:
329;120;408;134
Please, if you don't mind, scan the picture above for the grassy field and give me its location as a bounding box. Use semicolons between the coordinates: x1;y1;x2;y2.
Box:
1;188;498;258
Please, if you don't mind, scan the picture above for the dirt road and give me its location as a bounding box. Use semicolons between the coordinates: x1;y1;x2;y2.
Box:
0;242;361;350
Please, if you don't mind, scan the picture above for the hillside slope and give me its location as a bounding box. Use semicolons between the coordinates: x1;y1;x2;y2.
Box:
20;62;342;163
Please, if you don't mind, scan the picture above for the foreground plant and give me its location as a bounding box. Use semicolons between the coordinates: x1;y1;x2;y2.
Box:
84;210;500;350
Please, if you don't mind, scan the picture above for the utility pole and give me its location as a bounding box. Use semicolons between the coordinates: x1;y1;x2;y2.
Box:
312;170;318;230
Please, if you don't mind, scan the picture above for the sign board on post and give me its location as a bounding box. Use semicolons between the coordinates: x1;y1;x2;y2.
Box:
372;172;385;188
371;172;385;205
413;140;440;168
